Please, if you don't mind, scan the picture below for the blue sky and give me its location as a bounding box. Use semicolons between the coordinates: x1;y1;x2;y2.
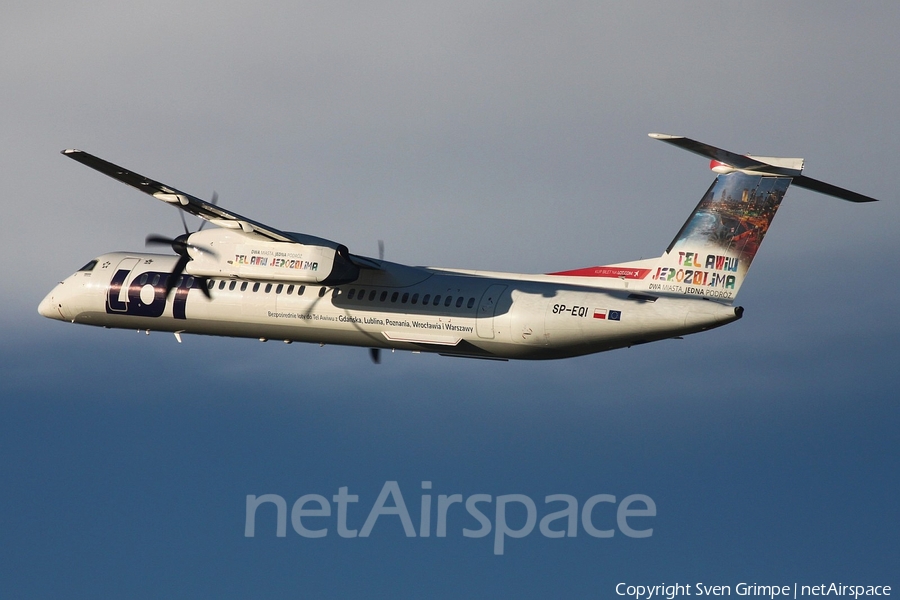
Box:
1;2;898;597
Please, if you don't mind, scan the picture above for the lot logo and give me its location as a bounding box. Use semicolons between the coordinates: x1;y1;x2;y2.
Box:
106;269;192;319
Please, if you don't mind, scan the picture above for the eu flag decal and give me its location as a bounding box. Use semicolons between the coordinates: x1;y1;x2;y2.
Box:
608;310;622;321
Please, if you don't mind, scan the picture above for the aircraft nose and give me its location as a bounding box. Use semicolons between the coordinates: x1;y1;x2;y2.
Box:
38;285;64;320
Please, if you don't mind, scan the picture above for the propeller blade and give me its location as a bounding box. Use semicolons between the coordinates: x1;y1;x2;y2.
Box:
146;234;175;247
196;276;212;299
179;208;190;235
198;191;218;231
369;348;381;364
163;254;191;297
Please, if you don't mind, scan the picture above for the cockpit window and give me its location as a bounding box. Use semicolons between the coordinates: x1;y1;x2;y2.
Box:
78;260;98;272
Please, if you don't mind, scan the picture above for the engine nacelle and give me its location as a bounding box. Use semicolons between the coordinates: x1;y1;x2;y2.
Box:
183;228;359;285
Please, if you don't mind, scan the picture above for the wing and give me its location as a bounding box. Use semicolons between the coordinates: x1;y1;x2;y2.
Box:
62;149;382;270
62;149;303;241
62;149;384;270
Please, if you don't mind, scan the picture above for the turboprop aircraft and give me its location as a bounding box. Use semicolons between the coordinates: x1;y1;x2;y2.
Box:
39;134;878;362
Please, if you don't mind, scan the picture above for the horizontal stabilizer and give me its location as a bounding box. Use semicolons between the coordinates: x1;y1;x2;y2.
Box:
648;134;803;176
649;134;880;202
792;174;878;203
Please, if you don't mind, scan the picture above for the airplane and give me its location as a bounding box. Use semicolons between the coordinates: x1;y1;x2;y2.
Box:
39;134;878;362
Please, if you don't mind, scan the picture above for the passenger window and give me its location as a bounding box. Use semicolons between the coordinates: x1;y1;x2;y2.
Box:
218;280;226;290
137;273;148;285
229;281;236;291
422;294;431;305
433;295;441;306
265;284;272;293
276;284;283;294
411;293;419;304
369;290;377;301
391;292;399;302
185;276;194;288
379;291;388;302
456;296;464;308
401;293;409;304
332;289;340;298
241;282;248;291
208;279;215;290
151;274;160;286
318;287;327;297
287;285;294;294
444;296;453;307
467;297;475;309
348;289;356;300
298;285;306;295
175;276;183;288
253;282;260;292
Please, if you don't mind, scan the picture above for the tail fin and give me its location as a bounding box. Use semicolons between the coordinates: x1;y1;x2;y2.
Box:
656;169;792;300
551;134;878;303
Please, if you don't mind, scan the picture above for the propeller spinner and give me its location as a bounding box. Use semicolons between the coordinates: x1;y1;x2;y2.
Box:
145;200;217;298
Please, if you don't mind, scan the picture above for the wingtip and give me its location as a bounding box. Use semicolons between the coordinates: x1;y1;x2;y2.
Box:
648;133;682;140
62;148;81;155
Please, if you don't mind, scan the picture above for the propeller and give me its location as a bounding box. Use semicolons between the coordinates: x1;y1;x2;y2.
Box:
197;191;218;231
145;194;219;298
369;239;386;364
145;233;215;298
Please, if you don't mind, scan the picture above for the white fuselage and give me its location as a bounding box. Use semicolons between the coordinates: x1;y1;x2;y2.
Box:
39;252;741;360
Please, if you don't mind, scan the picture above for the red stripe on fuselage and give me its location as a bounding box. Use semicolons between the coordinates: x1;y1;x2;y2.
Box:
548;266;651;279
